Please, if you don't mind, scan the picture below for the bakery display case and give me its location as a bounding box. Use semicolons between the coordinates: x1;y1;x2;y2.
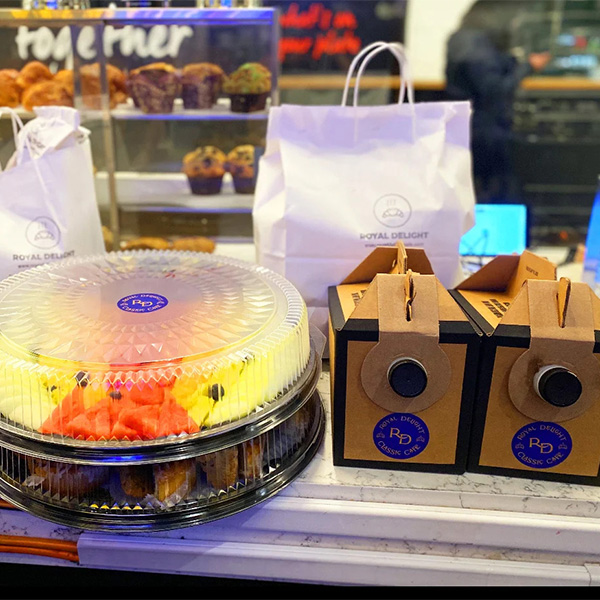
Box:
0;7;280;247
0;250;324;530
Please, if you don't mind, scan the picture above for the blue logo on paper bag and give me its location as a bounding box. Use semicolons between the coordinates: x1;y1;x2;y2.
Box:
373;413;429;460
117;293;169;313
511;422;572;469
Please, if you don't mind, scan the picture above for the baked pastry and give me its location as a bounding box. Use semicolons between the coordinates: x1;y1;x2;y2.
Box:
54;64;128;110
181;63;224;109
154;459;197;501
121;237;171;251
226;145;257;194
182;146;227;195
240;435;265;481
127;63;180;114
170;236;216;253
27;458;109;497
119;465;154;498
199;447;239;491
0;69;21;108
223;63;271;113
16;61;53;91
21;80;73;112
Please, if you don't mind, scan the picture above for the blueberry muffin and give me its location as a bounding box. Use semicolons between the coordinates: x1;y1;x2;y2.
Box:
223;62;271;113
226;145;258;194
182;146;227;195
181;63;224;109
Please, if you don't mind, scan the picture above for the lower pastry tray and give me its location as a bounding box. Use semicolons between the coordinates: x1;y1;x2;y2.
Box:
0;393;324;531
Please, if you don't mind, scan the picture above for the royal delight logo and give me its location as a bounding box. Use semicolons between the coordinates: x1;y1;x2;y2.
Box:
372;412;429;460
117;293;169;314
373;194;412;228
511;421;573;469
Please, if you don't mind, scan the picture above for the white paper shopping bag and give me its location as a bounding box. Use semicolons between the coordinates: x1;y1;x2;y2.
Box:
0;107;104;281
253;42;475;335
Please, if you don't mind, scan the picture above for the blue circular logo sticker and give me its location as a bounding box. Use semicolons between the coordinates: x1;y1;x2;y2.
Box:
511;422;572;469
117;293;169;314
372;413;429;460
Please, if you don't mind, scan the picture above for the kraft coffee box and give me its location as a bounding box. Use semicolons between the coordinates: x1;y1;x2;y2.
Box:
328;242;480;474
451;251;600;484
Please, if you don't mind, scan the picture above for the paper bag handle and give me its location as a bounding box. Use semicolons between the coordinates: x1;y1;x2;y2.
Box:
341;41;415;107
0;107;24;172
0;107;49;193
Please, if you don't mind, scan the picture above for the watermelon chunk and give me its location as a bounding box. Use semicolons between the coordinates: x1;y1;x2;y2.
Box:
39;386;86;435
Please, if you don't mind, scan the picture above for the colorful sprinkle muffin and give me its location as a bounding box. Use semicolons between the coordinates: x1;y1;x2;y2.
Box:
181;63;225;109
182;146;227;195
223;62;271;113
226;145;257;194
127;62;181;114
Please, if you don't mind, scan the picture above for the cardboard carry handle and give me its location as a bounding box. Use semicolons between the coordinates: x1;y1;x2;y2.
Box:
508;278;600;422
360;272;452;413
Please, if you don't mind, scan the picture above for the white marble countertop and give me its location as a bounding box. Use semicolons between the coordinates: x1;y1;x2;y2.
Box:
4;244;600;586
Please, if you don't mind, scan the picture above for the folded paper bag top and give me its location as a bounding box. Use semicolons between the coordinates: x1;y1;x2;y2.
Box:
329;242;480;473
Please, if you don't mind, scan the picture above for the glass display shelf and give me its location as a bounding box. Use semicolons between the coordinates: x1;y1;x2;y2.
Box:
95;172;254;214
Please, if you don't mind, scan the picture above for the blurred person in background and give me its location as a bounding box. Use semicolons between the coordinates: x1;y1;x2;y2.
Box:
445;0;551;203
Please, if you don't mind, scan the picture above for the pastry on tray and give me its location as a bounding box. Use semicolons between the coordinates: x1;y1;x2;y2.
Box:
223;62;271;113
119;465;154;498
27;458;109;498
121;237;171;251
239;435;265;481
127;62;180;114
181;63;225;109
182;146;227;195
199;447;239;491
154;459;197;502
55;64;129;109
119;459;197;502
21;80;73;112
0;69;22;108
16;61;53;92
170;236;216;253
226;145;257;194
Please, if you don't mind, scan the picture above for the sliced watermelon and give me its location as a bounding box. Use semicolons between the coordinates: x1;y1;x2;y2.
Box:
111;420;140;440
117;404;160;440
39;379;199;441
39;386;87;435
122;384;165;406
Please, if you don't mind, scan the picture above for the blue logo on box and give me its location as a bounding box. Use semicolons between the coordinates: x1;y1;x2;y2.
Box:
511;422;572;469
372;413;429;460
117;293;169;313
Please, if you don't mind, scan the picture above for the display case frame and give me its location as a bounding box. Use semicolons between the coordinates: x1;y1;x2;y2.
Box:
0;7;280;246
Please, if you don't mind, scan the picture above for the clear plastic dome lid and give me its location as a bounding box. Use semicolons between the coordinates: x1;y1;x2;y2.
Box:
0;251;310;446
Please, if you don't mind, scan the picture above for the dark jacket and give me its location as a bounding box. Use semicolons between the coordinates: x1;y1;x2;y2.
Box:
446;28;531;178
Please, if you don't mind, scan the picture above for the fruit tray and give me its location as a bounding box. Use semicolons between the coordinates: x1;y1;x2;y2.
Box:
0;251;312;456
